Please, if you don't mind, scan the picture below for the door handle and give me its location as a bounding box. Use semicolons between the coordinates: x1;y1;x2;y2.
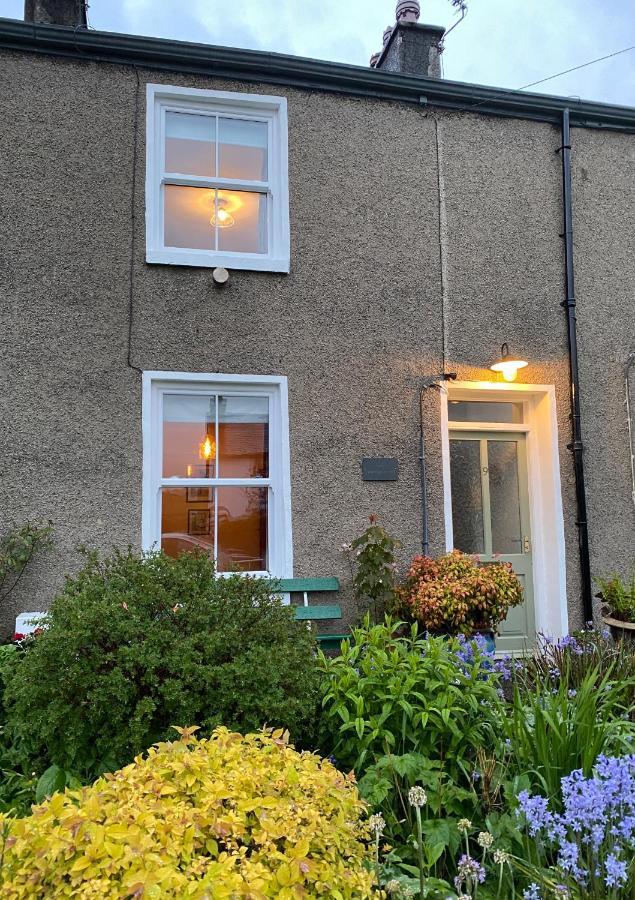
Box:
523;536;531;553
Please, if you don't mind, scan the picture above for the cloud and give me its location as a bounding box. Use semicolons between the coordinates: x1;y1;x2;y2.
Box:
2;0;634;106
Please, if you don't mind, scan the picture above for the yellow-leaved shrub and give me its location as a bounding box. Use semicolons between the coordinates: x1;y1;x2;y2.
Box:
0;727;378;899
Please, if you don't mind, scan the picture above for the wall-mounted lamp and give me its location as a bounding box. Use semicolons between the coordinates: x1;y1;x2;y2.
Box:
490;343;528;382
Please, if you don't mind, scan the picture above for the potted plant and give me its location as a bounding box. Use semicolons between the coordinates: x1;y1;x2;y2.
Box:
393;550;524;649
596;571;635;644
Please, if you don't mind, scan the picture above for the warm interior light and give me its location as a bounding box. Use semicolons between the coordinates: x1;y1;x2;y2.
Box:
210;206;235;228
199;435;216;461
490;343;528;382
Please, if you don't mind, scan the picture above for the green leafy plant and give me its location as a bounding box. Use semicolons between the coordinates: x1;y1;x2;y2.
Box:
0;522;53;610
395;550;523;634
318;616;504;882
511;629;635;714
500;663;635;805
344;516;401;621
596;570;635;623
3;549;321;779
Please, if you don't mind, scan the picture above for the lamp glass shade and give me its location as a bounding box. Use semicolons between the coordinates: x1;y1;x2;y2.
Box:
490;345;528;382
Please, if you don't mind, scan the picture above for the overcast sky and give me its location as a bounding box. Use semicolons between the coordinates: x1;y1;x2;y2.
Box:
3;0;634;106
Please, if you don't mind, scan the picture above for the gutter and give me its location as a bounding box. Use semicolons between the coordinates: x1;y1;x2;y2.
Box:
2;18;635;133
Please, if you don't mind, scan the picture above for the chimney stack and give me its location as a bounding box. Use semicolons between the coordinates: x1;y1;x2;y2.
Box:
370;1;444;78
24;0;87;27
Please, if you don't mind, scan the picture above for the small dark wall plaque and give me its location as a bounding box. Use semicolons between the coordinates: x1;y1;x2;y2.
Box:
362;458;399;481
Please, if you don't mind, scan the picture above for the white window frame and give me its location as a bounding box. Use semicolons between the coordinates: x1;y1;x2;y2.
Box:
441;381;568;639
142;371;293;578
145;84;290;273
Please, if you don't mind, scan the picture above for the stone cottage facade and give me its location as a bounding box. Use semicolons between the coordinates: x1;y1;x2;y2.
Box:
0;2;634;648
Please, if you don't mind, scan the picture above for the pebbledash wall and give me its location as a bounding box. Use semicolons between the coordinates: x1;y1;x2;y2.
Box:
0;35;634;638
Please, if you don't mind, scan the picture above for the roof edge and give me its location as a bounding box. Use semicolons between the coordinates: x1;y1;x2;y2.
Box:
1;17;635;133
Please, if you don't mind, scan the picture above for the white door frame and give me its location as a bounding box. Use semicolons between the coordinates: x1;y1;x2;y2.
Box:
441;381;568;640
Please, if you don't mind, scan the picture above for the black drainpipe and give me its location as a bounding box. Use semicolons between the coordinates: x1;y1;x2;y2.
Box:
559;108;594;623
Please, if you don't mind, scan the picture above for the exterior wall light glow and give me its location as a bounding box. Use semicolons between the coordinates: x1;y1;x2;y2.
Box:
490;343;528;382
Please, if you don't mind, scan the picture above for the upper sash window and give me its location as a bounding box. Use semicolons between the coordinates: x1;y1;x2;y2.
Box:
145;85;289;273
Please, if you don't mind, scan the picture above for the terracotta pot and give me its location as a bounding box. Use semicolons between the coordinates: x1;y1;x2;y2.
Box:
602;615;635;645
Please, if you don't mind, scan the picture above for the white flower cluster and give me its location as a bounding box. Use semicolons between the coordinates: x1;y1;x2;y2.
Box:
368;813;386;836
477;831;494;849
408;785;428;808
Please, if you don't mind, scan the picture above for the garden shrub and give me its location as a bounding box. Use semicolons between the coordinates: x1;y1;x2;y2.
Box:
319;616;506;883
0;727;378;898
3;550;321;778
343;515;400;620
395;550;523;634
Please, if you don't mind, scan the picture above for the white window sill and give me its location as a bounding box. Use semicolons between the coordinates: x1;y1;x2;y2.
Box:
146;248;290;274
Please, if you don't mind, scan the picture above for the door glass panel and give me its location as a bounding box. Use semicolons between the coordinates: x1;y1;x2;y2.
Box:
218;396;269;478
161;487;215;558
448;401;523;423
162;394;216;478
450;440;484;554
217;487;268;572
488;440;523;554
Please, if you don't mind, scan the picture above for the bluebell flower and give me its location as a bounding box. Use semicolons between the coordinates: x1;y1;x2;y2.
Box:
605;852;628;888
522;884;541;900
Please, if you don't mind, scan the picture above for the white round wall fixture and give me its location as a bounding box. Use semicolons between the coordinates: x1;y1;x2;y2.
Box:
212;267;230;286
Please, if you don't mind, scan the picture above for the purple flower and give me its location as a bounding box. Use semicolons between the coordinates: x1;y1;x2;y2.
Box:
455;854;486;888
517;790;553;836
605;852;628;888
517;755;635;889
522;885;541;900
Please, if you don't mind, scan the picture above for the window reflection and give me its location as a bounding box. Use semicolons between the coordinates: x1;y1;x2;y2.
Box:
165;112;216;177
162;394;216;479
160;486;267;572
218;395;268;478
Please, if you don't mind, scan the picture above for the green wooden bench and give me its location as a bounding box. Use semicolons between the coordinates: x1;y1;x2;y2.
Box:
277;577;348;652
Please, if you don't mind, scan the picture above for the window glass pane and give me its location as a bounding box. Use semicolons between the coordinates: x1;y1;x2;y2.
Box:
489;441;523;554
219;117;268;181
448;401;523;423
164;185;215;250
162;394;216;478
161;487;214;559
165;112;215;177
450;439;485;554
217;190;267;254
218;396;269;478
217;487;268;572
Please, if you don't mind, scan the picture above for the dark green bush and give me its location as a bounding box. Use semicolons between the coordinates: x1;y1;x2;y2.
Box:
3;550;321;779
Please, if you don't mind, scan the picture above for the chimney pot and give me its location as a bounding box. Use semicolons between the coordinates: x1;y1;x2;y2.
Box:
382;25;393;46
369;51;380;67
395;0;420;23
375;0;443;78
24;0;87;27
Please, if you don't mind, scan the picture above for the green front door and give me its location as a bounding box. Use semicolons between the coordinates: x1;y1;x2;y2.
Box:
449;431;535;652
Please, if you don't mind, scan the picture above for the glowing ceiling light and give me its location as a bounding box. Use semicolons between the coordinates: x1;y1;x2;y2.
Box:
210;201;235;229
199;435;216;461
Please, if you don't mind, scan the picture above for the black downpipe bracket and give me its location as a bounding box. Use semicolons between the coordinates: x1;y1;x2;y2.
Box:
559;108;594;623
